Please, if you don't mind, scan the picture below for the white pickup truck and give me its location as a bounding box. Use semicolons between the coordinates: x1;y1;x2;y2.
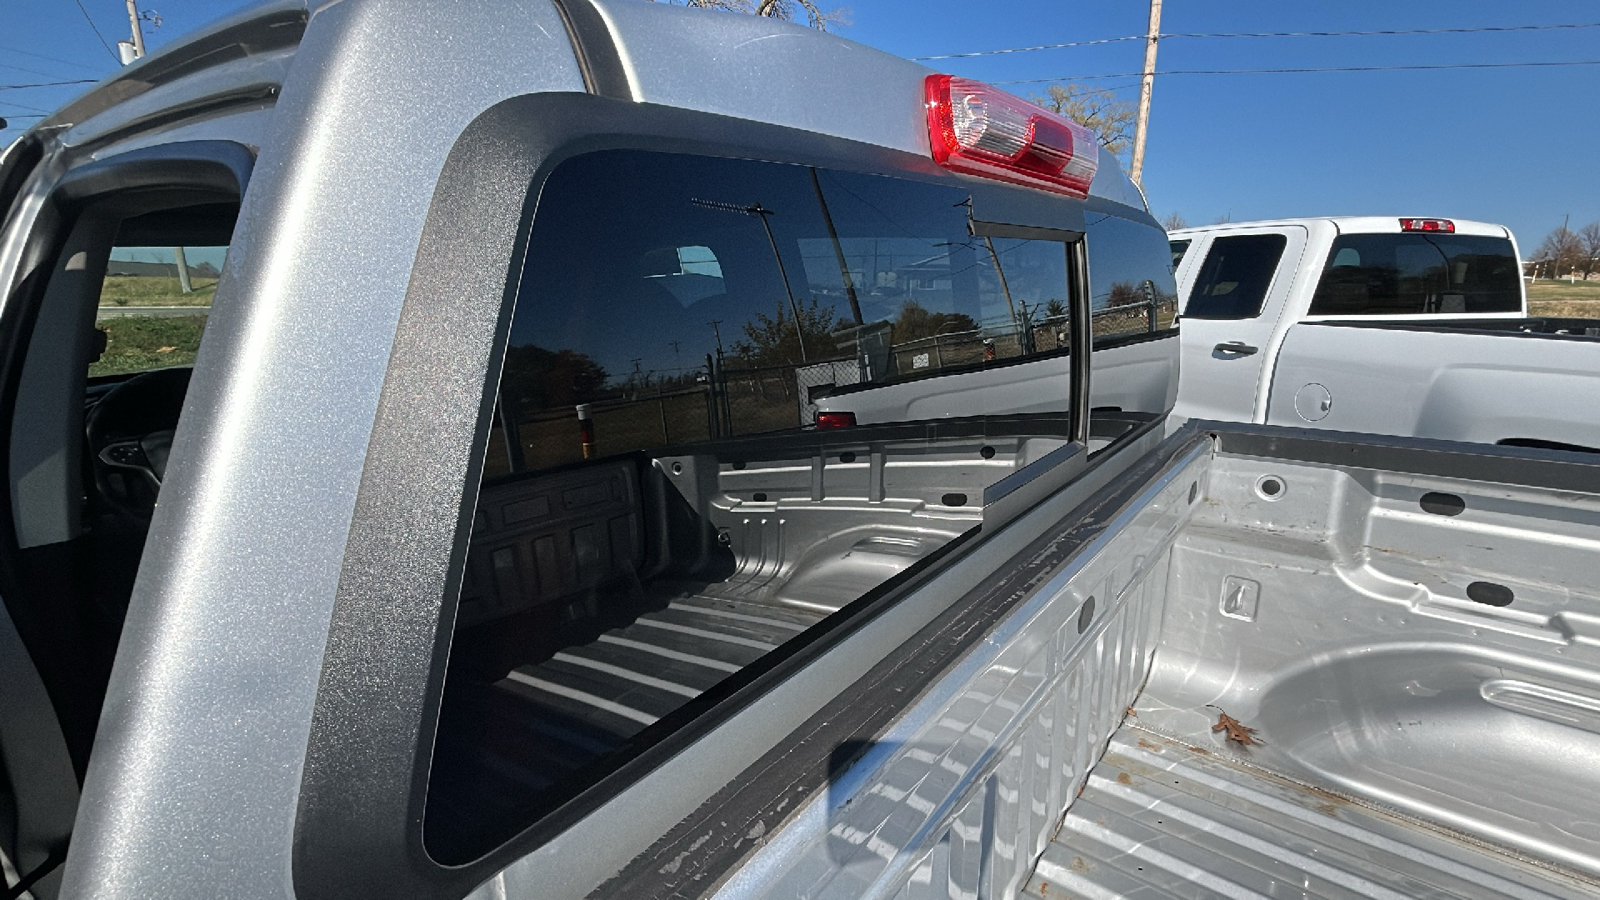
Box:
1171;217;1600;451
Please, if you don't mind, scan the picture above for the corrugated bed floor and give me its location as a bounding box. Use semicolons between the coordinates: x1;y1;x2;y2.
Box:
475;592;822;785
1025;727;1600;900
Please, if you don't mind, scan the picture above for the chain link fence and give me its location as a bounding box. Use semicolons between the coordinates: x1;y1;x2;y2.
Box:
494;291;1181;464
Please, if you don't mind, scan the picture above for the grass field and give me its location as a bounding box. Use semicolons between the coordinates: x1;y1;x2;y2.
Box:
1527;278;1600;318
99;274;217;308
89;315;207;378
88;274;213;377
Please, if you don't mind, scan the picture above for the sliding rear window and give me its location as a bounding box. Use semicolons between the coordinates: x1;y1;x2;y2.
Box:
1309;233;1521;315
426;150;1091;862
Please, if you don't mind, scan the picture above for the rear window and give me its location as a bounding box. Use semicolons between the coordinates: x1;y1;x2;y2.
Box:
1182;234;1286;320
1085;213;1179;342
428;149;1098;863
1308;233;1521;315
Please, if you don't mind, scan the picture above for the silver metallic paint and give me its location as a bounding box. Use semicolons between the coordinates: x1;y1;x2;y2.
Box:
701;441;1203;899
12;1;1164;895
60;2;585;897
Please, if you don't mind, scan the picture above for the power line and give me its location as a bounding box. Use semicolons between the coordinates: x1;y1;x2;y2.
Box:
0;61;85;81
72;0;122;64
917;35;1144;60
1170;23;1600;40
0;80;99;91
915;21;1600;61
0;44;107;75
995;60;1600;85
0;98;54;114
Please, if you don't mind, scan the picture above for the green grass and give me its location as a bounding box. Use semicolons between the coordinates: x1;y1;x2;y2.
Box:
1528;277;1600;319
89;315;207;378
98;274;217;308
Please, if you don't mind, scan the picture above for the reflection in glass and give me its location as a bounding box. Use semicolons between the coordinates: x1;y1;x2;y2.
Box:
428;150;1119;864
1309;233;1521;316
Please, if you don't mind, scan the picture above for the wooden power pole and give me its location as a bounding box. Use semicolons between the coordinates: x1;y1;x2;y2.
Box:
1129;0;1162;187
125;1;147;58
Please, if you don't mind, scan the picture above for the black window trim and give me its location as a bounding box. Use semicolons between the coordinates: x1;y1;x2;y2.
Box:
291;91;1133;899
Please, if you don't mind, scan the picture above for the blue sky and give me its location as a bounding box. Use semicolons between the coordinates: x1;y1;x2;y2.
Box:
5;0;1596;252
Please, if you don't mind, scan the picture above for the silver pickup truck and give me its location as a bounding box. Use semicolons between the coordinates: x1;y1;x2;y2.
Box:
3;3;1598;900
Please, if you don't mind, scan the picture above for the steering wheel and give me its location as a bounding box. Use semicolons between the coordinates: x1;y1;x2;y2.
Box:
85;367;192;520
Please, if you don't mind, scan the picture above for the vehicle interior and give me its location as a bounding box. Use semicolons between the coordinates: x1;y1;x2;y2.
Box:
0;186;234;898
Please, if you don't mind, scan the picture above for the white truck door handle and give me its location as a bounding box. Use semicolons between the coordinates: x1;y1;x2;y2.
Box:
1214;341;1259;357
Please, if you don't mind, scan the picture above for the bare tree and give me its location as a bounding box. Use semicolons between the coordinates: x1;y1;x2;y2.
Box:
1033;84;1136;163
1212;213;1232;225
1535;227;1585;280
1161;211;1187;232
1580;222;1600;280
650;0;846;30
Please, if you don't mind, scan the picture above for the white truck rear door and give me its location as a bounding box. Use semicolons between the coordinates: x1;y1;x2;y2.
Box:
1173;225;1306;422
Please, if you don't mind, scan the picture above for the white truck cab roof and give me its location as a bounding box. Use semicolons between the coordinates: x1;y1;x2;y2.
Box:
1170;216;1511;240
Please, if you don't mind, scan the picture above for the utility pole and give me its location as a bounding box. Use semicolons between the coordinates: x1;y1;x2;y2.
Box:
173;246;192;293
1129;0;1162;188
125;1;147;59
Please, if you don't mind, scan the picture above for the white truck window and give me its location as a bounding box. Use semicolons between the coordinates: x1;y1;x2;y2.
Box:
1169;238;1190;270
1182;233;1287;320
1308;233;1521;315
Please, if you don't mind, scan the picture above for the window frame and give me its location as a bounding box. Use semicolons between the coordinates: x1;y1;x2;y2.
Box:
0;140;251;895
289;91;1126;899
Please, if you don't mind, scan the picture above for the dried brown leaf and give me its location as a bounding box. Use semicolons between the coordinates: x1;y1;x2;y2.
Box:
1208;706;1260;746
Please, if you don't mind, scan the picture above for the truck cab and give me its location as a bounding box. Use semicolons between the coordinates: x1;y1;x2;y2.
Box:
0;2;1177;896
1169;216;1526;423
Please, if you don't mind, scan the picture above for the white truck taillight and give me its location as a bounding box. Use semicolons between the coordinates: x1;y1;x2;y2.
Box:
1400;218;1455;233
925;74;1099;198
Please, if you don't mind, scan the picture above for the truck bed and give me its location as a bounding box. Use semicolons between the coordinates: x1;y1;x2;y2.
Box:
584;424;1600;900
1264;319;1600;450
1031;724;1595;899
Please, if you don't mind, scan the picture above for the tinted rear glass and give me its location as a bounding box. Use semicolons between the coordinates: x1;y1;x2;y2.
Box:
427;150;1108;863
1182;234;1287;320
1085;213;1179;343
1309;233;1521;315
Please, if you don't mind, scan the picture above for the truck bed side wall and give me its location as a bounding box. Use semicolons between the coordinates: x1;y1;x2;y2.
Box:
1266;323;1600;450
576;434;1210;900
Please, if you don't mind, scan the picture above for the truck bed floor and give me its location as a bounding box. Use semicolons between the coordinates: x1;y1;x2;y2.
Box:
493;591;821;744
1026;726;1598;900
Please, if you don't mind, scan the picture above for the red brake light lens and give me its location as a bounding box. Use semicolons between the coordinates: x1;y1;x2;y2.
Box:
1399;218;1455;233
925;74;1099;198
816;411;856;429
